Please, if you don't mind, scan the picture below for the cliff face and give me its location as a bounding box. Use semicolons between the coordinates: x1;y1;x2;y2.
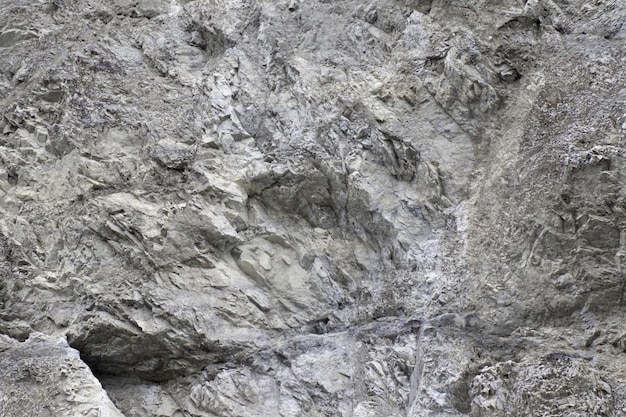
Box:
1;0;625;416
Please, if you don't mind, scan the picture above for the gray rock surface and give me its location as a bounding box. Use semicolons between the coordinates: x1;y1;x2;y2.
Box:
1;0;625;415
0;333;124;417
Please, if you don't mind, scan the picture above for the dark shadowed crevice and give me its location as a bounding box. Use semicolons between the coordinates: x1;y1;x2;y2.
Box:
67;329;204;383
448;373;473;414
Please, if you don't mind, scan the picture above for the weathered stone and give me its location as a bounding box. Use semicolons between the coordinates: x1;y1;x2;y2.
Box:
0;333;124;417
1;0;626;415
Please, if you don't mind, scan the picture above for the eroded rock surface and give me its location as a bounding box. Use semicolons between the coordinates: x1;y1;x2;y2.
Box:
1;0;625;416
0;333;124;417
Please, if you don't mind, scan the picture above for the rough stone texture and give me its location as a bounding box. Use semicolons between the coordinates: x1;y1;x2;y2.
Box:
1;0;625;416
0;333;124;417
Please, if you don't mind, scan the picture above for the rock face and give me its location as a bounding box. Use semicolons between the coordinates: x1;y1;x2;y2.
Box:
0;333;124;417
1;0;625;415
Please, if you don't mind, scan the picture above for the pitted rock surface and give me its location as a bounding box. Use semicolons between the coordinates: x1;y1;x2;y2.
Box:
1;0;626;416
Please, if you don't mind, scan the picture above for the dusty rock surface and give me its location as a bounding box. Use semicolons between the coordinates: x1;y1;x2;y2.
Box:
0;333;124;417
1;0;626;416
